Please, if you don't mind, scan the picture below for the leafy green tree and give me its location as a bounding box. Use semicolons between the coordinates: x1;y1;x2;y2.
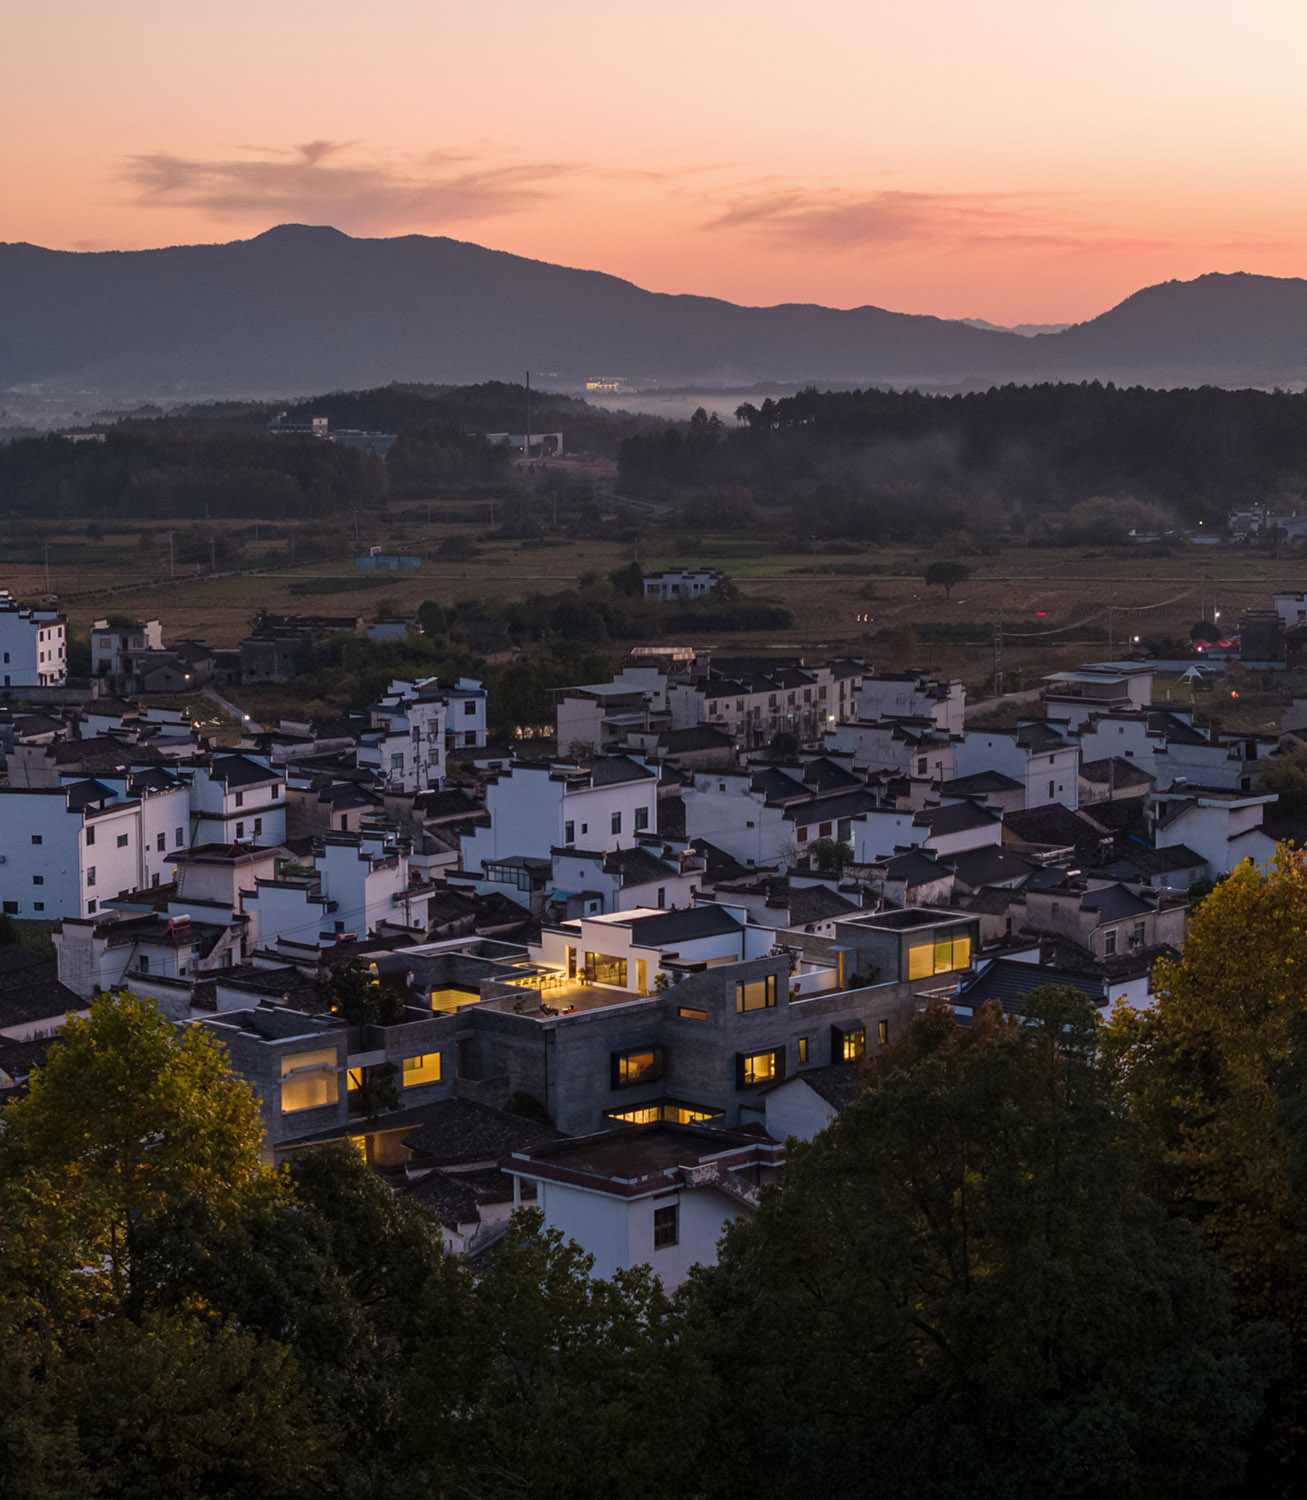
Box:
807;835;850;873
767;729;800;760
684;990;1270;1500
403;1211;704;1500
1257;745;1307;820
315;958;407;1026
0;991;271;1320
608;560;644;596
55;1313;322;1500
1105;846;1307;1489
922;559;970;599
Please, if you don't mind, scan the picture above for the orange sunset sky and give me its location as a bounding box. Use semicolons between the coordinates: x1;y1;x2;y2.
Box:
4;0;1305;324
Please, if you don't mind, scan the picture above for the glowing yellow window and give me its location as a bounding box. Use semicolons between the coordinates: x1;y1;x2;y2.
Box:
402;1052;442;1087
280;1048;339;1113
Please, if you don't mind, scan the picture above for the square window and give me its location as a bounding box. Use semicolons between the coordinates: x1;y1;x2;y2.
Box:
30;835;41;846
736;975;777;1013
33;902;43;913
838;1025;866;1062
87;900;96;913
464;699;476;715
116;833;128;848
653;1203;678;1250
611;1046;664;1089
2;902;16;915
737;1049;782;1087
32;875;42;886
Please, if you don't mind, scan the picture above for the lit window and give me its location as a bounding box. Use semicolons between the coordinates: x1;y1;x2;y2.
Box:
611;1047;664;1088
839;1025;866;1061
587;952;628;987
738;1049;782;1087
798;1036;809;1063
877;1019;889;1046
736;975;777;1013
402;1052;442;1087
653;1203;678;1249
907;935;972;980
280;1048;340;1113
678;1006;708;1021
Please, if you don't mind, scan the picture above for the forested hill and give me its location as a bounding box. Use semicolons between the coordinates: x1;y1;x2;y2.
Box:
9;224;1307;392
619;382;1307;539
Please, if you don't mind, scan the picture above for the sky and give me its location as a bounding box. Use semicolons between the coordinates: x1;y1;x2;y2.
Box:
4;0;1306;324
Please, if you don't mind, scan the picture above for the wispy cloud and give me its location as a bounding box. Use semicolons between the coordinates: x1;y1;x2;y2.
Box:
702;184;1168;257
122;141;576;230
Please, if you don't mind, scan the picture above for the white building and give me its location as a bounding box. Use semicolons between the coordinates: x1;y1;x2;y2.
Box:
91;617;163;677
642;568;727;601
188;755;287;847
0;593;66;688
0;777;189;920
852;672;964;734
460;758;659;871
951;721;1080;810
504;1124;784;1290
1151;787;1278;877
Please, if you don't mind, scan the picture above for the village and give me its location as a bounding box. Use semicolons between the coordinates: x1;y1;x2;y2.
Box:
0;567;1303;1284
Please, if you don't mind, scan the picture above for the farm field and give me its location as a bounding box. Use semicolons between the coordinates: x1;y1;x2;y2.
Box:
4;509;1305;725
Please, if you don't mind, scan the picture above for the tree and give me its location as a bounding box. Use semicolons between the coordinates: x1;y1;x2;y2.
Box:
1104;846;1307;1488
767;729;800;760
315;958;407;1027
0;991;271;1319
922;559;970;599
1257;744;1307;820
684;990;1269;1500
807;836;850;873
608;560;644;596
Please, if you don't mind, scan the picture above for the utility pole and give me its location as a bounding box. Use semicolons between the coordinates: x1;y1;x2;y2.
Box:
992;619;1003;698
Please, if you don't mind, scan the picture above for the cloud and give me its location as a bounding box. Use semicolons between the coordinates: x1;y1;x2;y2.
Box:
701;184;1168;257
122;142;577;230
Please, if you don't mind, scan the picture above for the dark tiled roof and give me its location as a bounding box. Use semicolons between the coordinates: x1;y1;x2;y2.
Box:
884;848;951;885
623;905;743;945
401;1098;564;1168
938;770;1024;797
916;800;1001;837
1101;845;1204;879
586;756;656;787
1080;758;1155;789
957;958;1106;1013
659;725;735;754
945;845;1036;889
209;755;280;788
604;846;677;887
0;964;83;1028
785;789;882;825
413;788;484;819
771;1059;864;1109
1079;884;1153;922
788;884;860;927
964;885;1020;916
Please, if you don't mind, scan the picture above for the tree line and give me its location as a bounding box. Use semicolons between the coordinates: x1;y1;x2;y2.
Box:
618;383;1307;542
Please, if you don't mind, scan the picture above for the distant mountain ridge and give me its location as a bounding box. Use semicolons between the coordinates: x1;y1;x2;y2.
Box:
2;225;1306;396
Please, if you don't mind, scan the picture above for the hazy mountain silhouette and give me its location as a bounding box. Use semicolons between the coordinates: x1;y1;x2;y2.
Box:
1;226;1305;396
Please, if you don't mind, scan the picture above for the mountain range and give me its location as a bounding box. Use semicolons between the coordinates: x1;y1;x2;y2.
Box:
3;224;1307;398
